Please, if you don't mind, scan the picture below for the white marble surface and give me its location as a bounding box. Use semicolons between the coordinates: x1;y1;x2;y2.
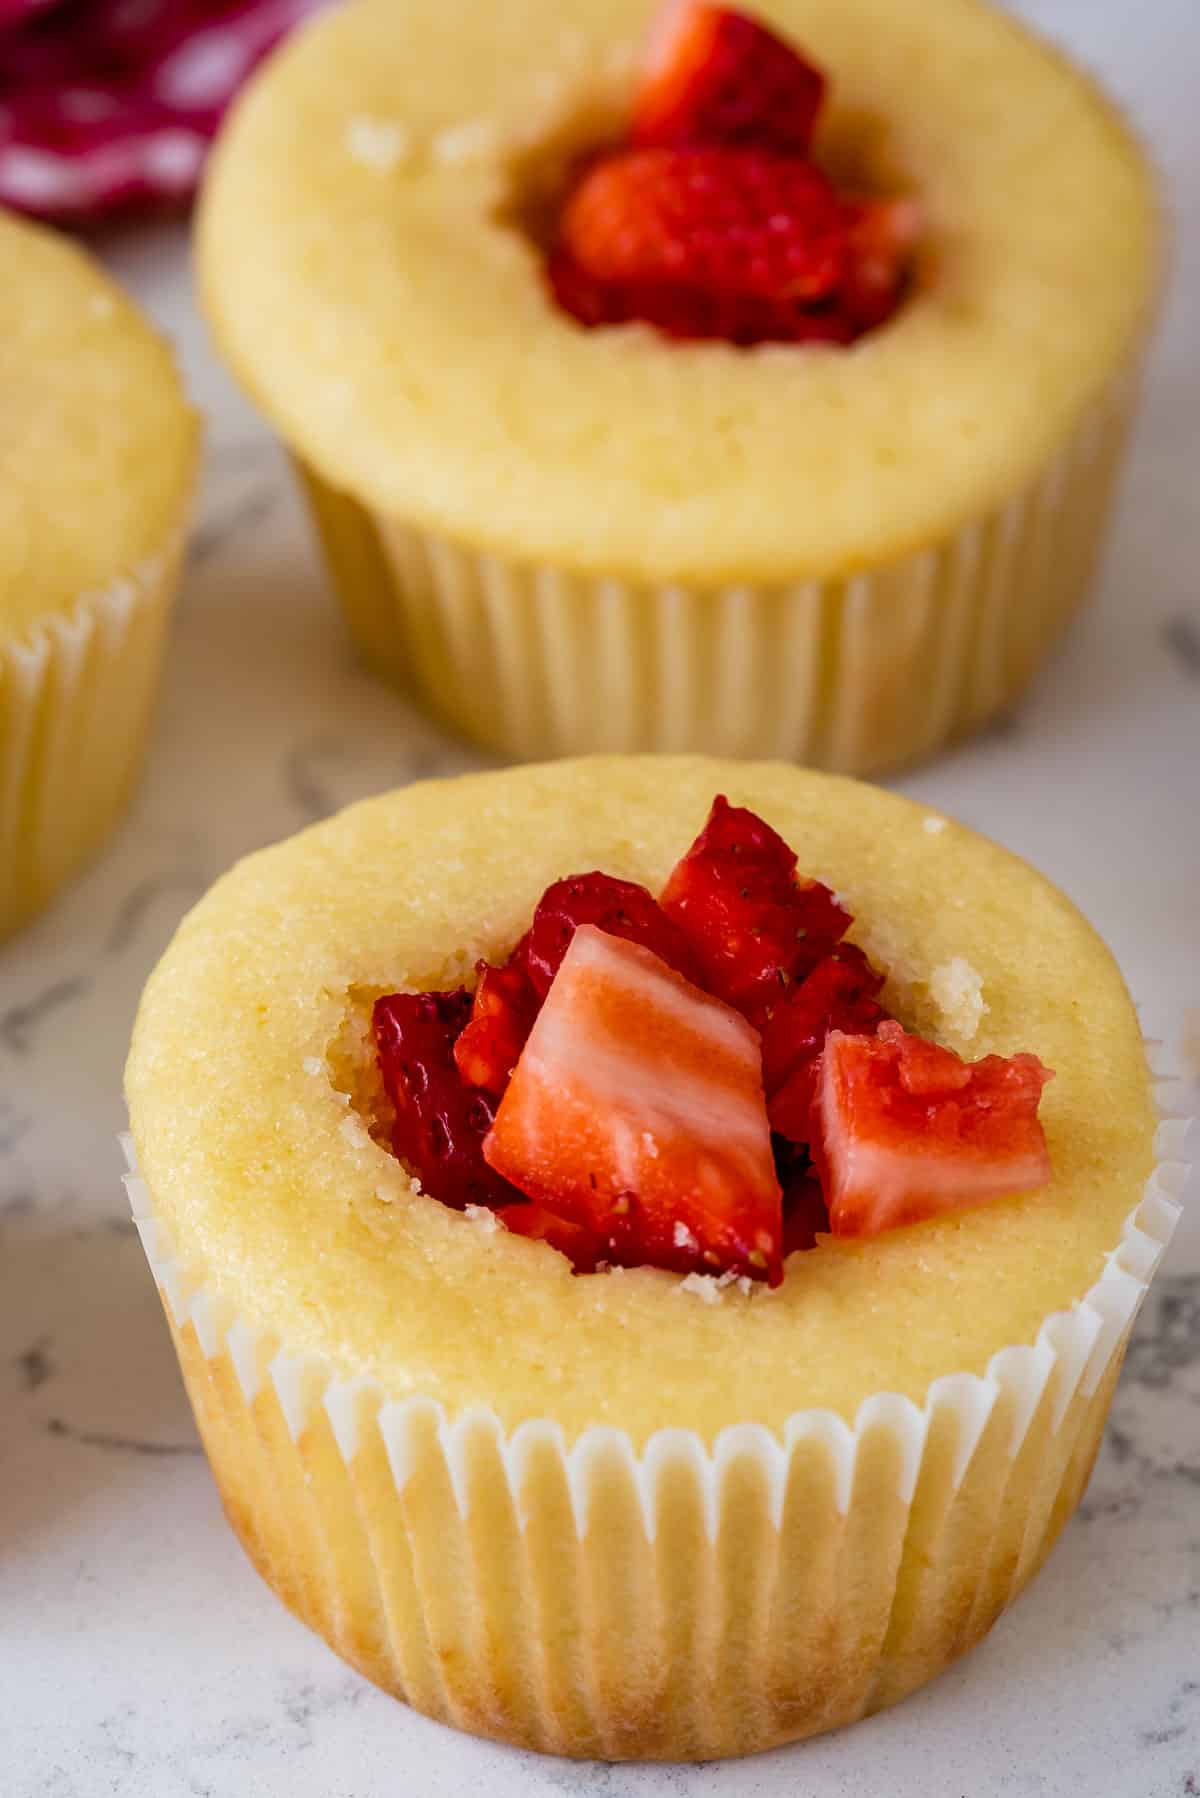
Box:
2;1;1199;1792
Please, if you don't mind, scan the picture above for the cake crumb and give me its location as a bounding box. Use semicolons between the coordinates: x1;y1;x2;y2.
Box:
88;292;115;321
678;1272;723;1304
930;957;987;1042
345;116;411;171
922;814;948;835
302;1056;325;1078
464;1203;500;1235
673;1220;699;1253
432;118;497;164
340;1114;371;1148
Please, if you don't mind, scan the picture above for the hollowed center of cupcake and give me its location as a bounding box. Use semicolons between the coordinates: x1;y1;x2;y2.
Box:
360;798;1053;1289
523;2;920;348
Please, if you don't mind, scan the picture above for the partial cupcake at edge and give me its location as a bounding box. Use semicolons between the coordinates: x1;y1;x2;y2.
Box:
0;208;198;940
124;755;1186;1760
197;0;1160;771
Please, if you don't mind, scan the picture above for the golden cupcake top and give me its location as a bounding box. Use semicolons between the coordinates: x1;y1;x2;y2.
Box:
126;757;1155;1445
199;0;1159;586
0;208;199;639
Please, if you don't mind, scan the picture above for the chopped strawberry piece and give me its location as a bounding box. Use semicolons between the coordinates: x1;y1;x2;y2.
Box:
812;1020;1054;1237
373;991;520;1211
761;946;889;1141
372;794;1054;1279
633;2;826;156
549;194;917;348
549;250;862;345
521;870;700;998
547;251;622;330
454;959;539;1094
495;1203;605;1272
484;925;782;1282
560;146;848;304
886;1028;972;1097
548;5;915;349
660;795;851;1014
455;870;696;1094
841;195;921;331
681;788;797;865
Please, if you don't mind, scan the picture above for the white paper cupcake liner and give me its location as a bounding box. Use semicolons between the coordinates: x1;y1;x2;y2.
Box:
297;361;1138;772
0;539;184;940
122;1075;1188;1760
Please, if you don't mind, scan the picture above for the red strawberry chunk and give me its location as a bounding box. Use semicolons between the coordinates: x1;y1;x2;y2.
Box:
373;991;520;1211
495;1203;605;1272
547;252;623;330
633;2;826;156
812;1020;1054;1238
761;945;889;1141
521;870;701;998
549;250;862;346
549;191;918;349
841;195;921;331
456;871;698;1094
660;795;851;1014
454;959;539;1094
560;146;848;304
484;925;783;1282
549;5;916;349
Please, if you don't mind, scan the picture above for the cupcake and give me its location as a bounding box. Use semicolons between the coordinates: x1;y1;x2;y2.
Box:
197;0;1160;771
0;208;198;939
124;756;1186;1760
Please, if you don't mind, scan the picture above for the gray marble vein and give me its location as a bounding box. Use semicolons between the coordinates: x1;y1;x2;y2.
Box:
1137;1681;1200;1750
44;1417;202;1458
1163;616;1200;680
1122;1274;1200;1391
283;735;453;824
105;872;211;956
15;1335;53;1392
0;1100;31;1154
0;975;91;1054
190;483;281;566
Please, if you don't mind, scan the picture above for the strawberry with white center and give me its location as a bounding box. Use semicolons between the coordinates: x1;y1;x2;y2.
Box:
813;1020;1054;1238
484;924;783;1281
454;869;700;1094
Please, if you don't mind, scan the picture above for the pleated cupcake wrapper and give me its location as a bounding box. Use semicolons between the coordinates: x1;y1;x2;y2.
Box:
0;538;184;939
296;360;1138;772
121;1063;1188;1759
